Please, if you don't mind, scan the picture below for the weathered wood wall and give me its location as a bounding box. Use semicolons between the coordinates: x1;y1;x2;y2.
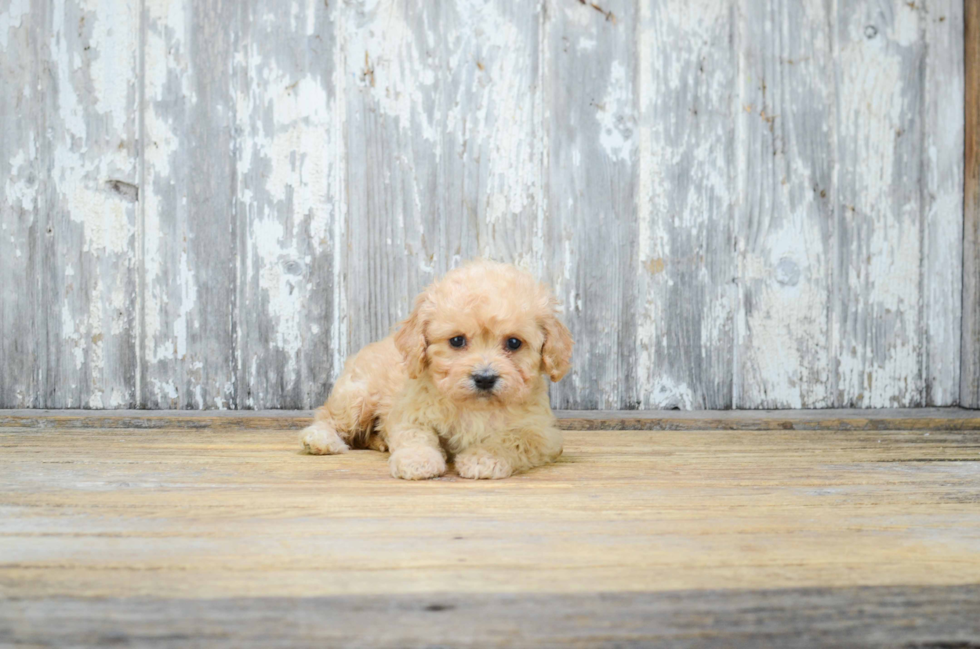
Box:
0;0;967;410
964;0;980;408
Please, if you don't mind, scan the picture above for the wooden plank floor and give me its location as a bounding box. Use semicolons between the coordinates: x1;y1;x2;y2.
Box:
2;412;980;647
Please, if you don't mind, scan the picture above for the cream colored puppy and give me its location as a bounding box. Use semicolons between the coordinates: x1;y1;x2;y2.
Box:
300;260;573;480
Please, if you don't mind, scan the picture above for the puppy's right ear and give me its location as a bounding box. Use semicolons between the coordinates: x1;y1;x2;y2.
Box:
394;293;429;379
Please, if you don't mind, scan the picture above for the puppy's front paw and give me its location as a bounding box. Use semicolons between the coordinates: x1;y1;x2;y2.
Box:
455;449;513;480
389;447;446;480
300;422;349;455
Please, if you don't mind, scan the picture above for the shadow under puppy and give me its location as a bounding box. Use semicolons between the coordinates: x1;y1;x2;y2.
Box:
301;260;573;480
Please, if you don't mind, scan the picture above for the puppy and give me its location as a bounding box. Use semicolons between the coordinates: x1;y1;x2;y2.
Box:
300;260;573;480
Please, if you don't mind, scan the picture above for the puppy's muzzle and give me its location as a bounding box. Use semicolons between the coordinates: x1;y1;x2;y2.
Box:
471;369;499;392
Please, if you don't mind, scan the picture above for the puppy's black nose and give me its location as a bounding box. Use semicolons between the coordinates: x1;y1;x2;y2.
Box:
472;370;499;391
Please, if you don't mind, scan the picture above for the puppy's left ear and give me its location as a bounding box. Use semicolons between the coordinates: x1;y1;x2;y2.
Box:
540;307;573;382
394;292;430;379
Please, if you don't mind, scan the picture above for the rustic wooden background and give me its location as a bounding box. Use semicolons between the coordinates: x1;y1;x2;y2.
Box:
0;0;969;410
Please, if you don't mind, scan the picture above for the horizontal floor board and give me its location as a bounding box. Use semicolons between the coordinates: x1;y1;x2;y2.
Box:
4;586;980;648
2;407;980;431
2;414;979;646
2;427;979;598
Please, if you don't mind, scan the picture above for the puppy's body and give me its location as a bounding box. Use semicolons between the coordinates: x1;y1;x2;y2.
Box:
300;261;573;480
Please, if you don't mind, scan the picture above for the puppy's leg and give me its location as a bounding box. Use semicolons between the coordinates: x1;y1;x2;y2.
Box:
300;411;350;455
453;446;513;480
387;425;446;480
455;425;563;480
365;433;388;452
302;338;405;455
300;374;369;455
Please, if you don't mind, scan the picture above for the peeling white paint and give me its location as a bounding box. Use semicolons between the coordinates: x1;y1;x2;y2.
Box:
152;379;179;401
244;68;332;252
0;0;31;51
346;0;437;141
647;376;695;410
110;281;127;336
739;209;832;408
250;218;304;382
86;274;106;405
142;0;188;368
332;8;349;383
731;0;837;409
61;303;85;371
922;0;964;406
837;6;922;407
51;1;87;140
85;0;138;132
596;61;634;163
636;0;735;408
234;15;339;398
173;248;197;360
63;185;132;254
892;2;919;47
107;387;127;408
39;0;140;407
1;0;967;410
4;148;36;212
451;0;539;230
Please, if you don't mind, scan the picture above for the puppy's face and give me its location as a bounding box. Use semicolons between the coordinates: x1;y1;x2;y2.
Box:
394;261;573;406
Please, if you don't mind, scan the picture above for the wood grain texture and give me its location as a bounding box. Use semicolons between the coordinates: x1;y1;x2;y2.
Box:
965;0;980;408
4;587;980;648
924;0;964;407
0;0;42;408
836;0;927;407
234;0;340;409
735;0;833;408
1;417;978;646
0;0;970;411
341;0;428;355
547;0;638;409
4;407;980;431
343;0;543;356
141;0;239;409
636;0;736;410
40;0;141;408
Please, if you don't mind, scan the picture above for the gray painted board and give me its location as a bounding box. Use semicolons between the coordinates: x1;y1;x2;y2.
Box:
343;0;542;353
0;0;42;408
636;0;736;410
142;0;239;409
735;0;834;409
836;0;926;408
235;0;341;410
1;1;140;409
924;0;963;407
0;0;969;410
44;0;141;410
546;0;638;409
4;587;980;648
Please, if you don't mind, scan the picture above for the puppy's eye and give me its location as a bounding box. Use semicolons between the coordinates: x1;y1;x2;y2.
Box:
506;337;522;351
449;335;466;348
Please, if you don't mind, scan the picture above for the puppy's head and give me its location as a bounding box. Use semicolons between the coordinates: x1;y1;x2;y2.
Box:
394;260;573;405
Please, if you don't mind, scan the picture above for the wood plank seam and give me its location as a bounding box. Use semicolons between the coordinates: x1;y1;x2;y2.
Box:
964;0;980;408
3;409;980;431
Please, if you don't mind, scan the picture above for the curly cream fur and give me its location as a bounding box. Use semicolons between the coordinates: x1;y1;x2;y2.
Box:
300;260;573;480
